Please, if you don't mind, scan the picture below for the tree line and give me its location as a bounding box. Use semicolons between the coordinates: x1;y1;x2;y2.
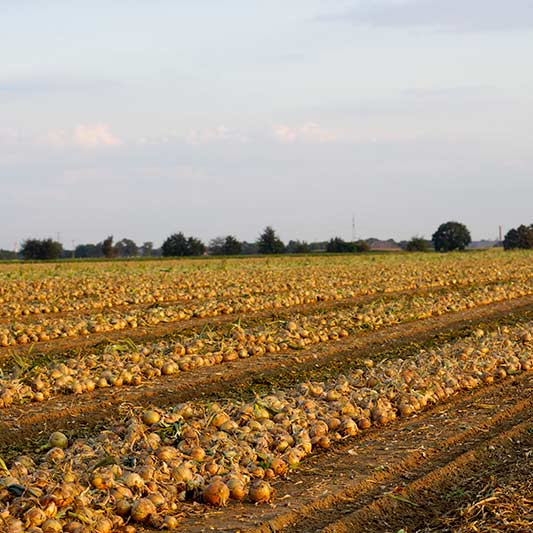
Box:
9;221;533;260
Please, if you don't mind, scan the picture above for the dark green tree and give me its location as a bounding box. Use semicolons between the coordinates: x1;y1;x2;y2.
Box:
187;236;206;256
0;249;17;260
162;233;205;256
257;226;285;254
405;236;431;252
21;238;63;260
432;221;471;252
518;224;533;248
21;239;42;260
209;236;241;255
326;237;355;253
222;235;242;255
503;228;520;250
75;243;102;258
115;238;138;257
40;239;63;259
503;224;533;250
286;240;310;254
102;236;115;258
162;232;189;256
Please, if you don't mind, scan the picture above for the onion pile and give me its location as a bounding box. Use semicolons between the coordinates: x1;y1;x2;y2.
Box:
3;253;527;319
1;278;531;410
0;322;531;530
1;252;531;345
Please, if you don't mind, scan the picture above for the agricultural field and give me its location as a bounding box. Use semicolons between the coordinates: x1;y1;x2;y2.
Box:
0;250;532;533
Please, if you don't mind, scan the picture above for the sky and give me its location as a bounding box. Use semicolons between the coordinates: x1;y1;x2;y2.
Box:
1;0;532;250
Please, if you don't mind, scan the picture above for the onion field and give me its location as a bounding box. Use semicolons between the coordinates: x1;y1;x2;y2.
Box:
0;251;532;532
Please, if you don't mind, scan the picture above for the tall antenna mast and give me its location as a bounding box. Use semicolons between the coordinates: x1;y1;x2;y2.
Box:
352;215;356;242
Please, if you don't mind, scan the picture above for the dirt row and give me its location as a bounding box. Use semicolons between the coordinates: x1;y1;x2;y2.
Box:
1;295;532;456
168;370;532;533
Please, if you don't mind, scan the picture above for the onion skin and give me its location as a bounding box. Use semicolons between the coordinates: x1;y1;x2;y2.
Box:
249;480;273;503
142;410;161;426
48;432;68;449
130;498;157;522
226;477;247;501
202;480;230;506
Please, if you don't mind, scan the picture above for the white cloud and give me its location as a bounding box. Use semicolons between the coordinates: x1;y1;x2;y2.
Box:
73;124;122;148
272;122;339;143
40;124;122;149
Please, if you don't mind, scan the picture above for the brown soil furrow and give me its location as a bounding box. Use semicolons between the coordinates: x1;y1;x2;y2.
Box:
1;297;532;454
170;372;532;533
319;418;533;533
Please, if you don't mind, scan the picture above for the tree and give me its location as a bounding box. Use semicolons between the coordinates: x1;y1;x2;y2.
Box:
187;236;206;256
354;240;370;253
21;239;41;260
503;228;519;250
115;238;138;257
257;226;285;254
222;235;242;255
40;239;62;260
405;236;431;252
326;237;355;253
241;241;259;255
210;235;244;255
309;241;328;252
286;240;310;254
140;242;154;257
503;224;533;250
162;233;189;256
102;236;115;258
0;249;17;260
21;238;63;260
75;243;102;258
162;233;206;256
208;236;226;255
432;221;471;252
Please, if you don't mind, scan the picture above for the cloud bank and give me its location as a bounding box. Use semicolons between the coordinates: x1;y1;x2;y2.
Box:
324;0;533;32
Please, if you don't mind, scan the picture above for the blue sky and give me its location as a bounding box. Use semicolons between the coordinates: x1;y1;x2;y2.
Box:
1;1;532;249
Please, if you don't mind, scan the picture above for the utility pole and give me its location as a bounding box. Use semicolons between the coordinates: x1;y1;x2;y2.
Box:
352;215;356;242
498;226;502;243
